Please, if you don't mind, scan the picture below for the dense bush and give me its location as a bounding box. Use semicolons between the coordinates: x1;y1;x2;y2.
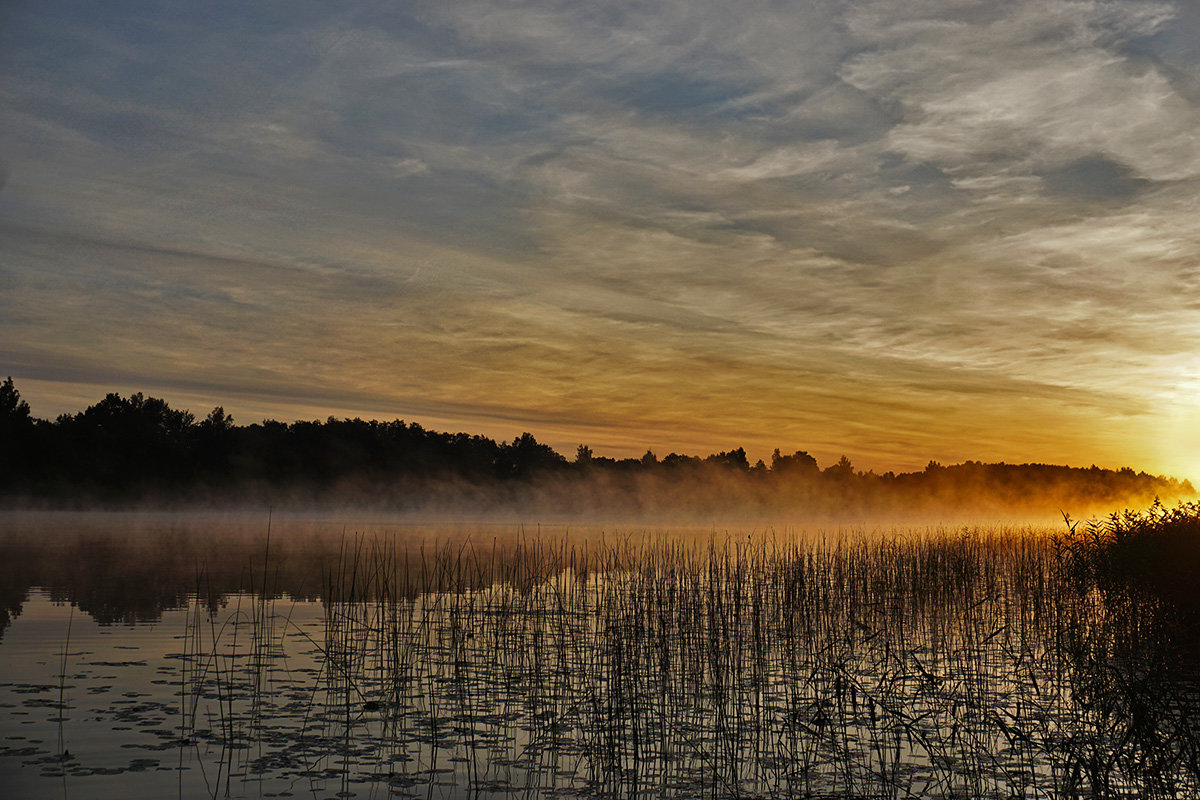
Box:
1058;500;1200;613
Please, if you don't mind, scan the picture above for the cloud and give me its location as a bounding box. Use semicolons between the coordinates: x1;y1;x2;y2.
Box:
2;0;1200;477
842;0;1196;183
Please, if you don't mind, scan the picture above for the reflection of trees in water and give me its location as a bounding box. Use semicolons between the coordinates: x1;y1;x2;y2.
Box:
0;525;327;633
0;521;549;632
0;534;33;637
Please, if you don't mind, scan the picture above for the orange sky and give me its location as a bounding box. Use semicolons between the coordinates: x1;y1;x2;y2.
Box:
3;0;1200;483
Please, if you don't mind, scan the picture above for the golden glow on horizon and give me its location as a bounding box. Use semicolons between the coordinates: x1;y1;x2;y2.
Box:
4;1;1200;489
16;371;1198;486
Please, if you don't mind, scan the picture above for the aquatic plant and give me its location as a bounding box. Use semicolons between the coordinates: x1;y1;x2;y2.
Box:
154;525;1200;798
1057;499;1200;612
17;515;1200;798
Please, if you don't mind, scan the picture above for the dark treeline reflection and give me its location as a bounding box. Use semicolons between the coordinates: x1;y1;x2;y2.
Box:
0;515;566;634
0;379;1192;517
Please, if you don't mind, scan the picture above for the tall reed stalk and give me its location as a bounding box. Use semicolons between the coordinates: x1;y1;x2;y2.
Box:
163;522;1200;799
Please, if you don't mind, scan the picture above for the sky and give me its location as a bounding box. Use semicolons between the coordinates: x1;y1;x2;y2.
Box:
2;0;1200;480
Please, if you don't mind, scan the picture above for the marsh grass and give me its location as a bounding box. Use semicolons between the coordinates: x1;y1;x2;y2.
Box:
157;522;1200;799
1057;500;1200;611
1053;500;1200;795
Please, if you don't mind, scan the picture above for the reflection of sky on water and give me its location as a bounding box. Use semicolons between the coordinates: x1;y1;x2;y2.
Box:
2;526;1197;798
0;592;331;799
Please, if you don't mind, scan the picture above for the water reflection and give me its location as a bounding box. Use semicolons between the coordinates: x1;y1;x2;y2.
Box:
2;512;1199;798
0;511;596;634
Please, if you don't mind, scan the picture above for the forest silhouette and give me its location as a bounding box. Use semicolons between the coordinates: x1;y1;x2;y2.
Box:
0;377;1192;517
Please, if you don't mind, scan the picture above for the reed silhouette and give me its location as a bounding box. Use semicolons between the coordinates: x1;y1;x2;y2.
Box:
15;517;1199;797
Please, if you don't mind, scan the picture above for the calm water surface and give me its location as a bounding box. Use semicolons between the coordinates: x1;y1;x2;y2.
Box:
2;510;1197;799
1;591;329;799
0;511;742;799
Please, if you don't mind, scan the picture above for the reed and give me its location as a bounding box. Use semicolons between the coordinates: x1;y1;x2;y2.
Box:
1057;500;1200;609
159;519;1200;799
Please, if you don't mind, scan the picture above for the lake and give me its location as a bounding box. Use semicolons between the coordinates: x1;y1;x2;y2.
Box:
2;510;1197;799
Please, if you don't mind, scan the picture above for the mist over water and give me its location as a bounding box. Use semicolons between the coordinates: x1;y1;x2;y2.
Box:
0;498;1162;633
0;507;1056;628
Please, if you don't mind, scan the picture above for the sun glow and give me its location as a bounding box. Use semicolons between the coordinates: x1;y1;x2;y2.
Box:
1157;358;1200;486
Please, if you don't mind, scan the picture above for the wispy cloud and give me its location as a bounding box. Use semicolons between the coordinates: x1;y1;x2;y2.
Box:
2;0;1199;477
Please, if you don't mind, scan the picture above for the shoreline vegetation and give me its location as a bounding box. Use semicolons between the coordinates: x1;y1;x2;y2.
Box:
0;378;1192;517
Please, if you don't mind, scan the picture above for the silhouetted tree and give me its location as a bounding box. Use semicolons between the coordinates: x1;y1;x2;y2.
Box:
825;454;855;480
193;406;236;483
497;432;566;479
662;452;701;469
0;380;1193;512
0;377;34;490
0;377;31;426
202;406;233;430
706;447;750;471
771;448;819;475
50;391;197;495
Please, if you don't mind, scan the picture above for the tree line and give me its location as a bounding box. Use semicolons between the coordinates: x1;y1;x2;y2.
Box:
0;378;1191;515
